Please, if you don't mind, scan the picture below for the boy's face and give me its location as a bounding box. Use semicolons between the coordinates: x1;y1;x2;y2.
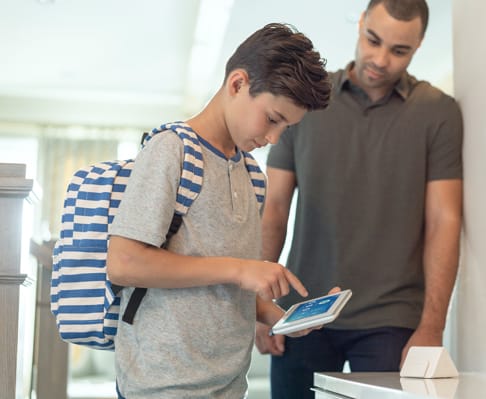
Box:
225;75;307;152
352;3;422;98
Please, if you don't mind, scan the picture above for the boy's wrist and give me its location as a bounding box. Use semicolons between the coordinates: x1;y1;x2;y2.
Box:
256;298;285;326
220;257;244;286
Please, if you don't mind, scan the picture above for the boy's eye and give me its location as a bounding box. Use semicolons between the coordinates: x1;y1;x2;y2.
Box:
267;116;278;124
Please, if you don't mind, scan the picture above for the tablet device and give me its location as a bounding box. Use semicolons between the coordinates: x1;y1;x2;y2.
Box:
270;289;352;335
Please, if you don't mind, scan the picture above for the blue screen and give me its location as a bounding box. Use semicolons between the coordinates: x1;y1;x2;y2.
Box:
284;294;339;323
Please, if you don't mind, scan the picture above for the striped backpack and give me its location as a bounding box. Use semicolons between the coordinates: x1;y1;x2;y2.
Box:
50;122;266;350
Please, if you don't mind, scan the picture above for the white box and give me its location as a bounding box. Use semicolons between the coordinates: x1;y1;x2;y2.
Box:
400;346;459;378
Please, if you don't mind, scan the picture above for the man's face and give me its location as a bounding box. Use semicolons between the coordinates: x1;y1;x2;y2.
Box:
352;3;423;99
226;84;307;152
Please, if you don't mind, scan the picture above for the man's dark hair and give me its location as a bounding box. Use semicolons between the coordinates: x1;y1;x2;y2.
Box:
366;0;429;37
224;23;331;111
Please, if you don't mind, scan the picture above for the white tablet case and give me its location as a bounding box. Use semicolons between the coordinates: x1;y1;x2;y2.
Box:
271;290;352;335
400;346;459;378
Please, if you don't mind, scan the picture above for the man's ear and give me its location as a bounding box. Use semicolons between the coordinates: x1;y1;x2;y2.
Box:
226;69;249;96
358;11;365;32
416;38;423;51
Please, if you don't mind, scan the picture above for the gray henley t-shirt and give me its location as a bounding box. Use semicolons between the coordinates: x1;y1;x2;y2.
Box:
110;130;262;398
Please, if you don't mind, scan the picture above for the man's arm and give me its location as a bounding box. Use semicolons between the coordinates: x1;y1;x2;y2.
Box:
401;179;463;365
256;167;297;355
262;167;297;261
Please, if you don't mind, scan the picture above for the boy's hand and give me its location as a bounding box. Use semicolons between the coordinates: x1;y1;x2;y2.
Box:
237;260;308;301
255;322;285;356
255;323;321;357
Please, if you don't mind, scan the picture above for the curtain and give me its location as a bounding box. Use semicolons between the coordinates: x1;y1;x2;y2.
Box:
35;125;140;238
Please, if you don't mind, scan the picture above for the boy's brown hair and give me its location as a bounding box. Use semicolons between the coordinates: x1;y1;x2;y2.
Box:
224;23;331;111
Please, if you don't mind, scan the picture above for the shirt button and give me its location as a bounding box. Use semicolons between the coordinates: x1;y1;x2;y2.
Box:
233;191;238;198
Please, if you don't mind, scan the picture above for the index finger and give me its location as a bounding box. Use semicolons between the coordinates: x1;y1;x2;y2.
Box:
283;268;308;298
328;286;341;295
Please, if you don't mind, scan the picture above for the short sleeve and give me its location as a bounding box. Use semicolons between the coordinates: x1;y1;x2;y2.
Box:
427;97;463;181
266;125;298;172
109;132;183;247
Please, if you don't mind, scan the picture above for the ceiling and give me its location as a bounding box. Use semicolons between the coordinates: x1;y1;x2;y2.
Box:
0;0;452;128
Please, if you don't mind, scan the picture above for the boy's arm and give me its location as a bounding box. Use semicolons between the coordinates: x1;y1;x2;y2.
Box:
106;235;307;302
256;297;286;327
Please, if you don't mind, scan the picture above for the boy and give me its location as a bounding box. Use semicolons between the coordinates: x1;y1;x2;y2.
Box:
107;23;331;398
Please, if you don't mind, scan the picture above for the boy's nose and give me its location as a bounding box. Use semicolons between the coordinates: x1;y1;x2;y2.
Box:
265;133;279;145
265;127;287;145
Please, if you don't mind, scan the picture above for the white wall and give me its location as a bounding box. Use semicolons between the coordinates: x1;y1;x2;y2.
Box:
451;0;486;371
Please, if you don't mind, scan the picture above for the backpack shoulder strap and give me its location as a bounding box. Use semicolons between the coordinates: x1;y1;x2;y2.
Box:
145;122;204;216
121;123;203;325
242;151;266;211
145;121;265;211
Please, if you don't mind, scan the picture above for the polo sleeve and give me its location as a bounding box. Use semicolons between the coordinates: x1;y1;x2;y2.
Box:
266;125;298;172
427;97;463;181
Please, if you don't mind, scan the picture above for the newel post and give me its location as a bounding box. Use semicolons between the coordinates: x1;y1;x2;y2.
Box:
0;163;39;399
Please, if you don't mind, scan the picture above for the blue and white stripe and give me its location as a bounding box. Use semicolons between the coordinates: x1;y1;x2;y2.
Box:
242;151;266;207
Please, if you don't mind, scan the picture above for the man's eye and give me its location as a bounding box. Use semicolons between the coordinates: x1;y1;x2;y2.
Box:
393;49;408;57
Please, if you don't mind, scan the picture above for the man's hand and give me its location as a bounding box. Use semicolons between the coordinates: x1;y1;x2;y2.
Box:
400;324;443;368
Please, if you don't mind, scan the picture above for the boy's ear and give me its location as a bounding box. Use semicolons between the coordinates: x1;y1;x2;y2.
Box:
227;69;249;95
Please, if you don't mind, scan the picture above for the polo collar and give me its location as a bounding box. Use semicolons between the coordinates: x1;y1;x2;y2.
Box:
338;62;412;101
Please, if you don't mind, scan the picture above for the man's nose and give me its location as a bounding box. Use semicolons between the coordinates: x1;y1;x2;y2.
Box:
373;47;389;69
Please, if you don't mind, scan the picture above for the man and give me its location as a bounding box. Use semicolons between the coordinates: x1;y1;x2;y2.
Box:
255;1;463;398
